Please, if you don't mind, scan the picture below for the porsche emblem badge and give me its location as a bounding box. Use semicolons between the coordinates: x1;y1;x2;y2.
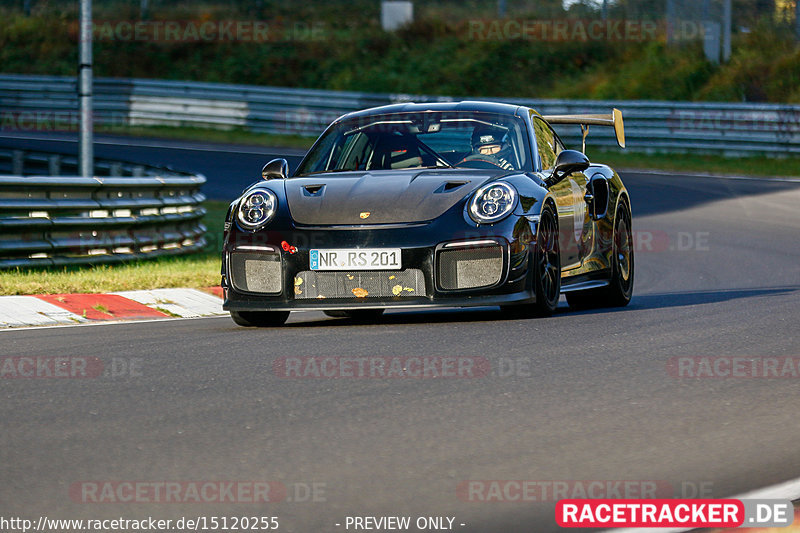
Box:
360;212;371;219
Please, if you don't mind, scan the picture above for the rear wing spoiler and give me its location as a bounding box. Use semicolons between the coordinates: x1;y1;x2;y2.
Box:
542;108;625;153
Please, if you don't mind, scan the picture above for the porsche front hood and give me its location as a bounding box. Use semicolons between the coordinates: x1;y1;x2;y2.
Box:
284;170;499;225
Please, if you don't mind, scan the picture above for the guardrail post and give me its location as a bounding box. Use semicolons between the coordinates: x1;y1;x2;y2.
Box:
12;150;24;175
48;155;61;176
132;166;145;177
79;0;94;177
722;0;732;61
109;162;122;176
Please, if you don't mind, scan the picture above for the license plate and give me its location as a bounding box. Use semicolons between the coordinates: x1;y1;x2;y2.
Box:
310;248;402;271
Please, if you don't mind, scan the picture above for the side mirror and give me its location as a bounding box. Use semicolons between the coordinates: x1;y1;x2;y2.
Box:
546;150;590;186
262;158;289;180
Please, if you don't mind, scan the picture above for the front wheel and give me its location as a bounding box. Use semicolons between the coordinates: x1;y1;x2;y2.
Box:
532;204;562;316
504;204;561;318
230;310;290;327
567;201;634;309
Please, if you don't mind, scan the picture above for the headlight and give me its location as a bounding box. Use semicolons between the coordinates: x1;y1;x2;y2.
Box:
237;189;277;230
468;182;517;224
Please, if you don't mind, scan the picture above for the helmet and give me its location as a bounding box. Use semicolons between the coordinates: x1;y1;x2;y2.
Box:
471;126;506;149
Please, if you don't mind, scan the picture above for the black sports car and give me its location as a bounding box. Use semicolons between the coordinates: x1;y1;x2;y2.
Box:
221;101;633;326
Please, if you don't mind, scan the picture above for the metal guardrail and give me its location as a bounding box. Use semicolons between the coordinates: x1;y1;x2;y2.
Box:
0;148;207;269
2;74;800;156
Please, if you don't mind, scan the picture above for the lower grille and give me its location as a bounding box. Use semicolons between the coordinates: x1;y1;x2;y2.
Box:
437;244;504;290
294;269;426;299
229;252;282;294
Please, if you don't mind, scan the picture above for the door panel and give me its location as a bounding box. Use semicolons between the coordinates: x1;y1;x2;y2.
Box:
550;172;591;270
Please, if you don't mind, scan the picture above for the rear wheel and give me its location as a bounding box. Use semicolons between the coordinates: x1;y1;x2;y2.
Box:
323;309;385;322
230;310;290;327
566;201;634;309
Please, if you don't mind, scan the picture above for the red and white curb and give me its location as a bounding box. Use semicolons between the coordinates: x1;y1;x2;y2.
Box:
0;288;225;328
113;288;224;318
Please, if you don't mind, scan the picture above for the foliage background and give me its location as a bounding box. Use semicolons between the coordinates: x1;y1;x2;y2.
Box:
2;0;800;102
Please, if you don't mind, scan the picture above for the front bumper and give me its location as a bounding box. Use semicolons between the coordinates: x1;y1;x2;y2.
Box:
221;217;536;312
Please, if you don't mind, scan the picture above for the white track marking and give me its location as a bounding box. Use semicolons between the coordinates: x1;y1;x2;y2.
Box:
0;296;86;327
114;288;225;318
0;314;231;333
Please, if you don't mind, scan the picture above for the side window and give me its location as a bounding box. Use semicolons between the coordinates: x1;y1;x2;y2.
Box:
532;117;561;170
554;132;565;155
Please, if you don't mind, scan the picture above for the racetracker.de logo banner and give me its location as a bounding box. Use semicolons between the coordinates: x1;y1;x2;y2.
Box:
555;499;795;528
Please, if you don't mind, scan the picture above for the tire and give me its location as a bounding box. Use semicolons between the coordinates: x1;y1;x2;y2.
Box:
504;204;561;318
566;200;634;310
532;204;562;316
323;309;385;322
230;310;290;327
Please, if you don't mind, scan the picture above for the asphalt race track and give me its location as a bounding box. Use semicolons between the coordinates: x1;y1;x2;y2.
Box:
2;134;800;532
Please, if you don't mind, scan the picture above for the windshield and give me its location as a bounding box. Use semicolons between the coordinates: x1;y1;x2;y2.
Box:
295;111;531;176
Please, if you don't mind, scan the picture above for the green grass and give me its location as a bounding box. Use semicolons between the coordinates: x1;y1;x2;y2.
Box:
0;256;222;296
0;200;228;296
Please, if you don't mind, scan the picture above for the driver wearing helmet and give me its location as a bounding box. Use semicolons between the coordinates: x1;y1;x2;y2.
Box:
461;126;516;170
